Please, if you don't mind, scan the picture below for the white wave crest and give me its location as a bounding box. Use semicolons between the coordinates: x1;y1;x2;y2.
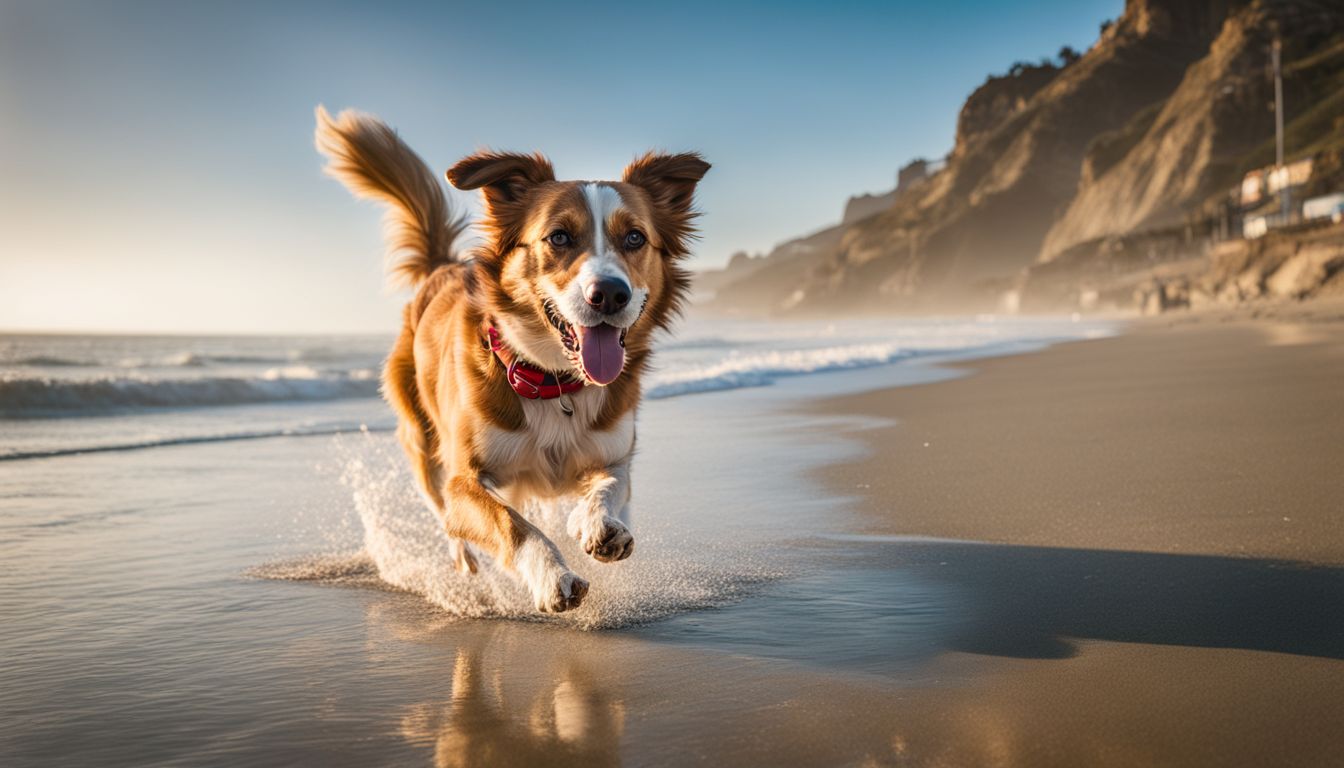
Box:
0;370;381;418
646;343;912;399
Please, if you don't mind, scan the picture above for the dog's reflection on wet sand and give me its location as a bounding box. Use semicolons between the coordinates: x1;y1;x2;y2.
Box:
393;621;624;768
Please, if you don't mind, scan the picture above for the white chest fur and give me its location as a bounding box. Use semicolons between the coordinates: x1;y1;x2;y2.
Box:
475;387;634;502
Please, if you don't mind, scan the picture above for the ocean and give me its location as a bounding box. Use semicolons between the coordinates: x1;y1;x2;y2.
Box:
1;313;1112;765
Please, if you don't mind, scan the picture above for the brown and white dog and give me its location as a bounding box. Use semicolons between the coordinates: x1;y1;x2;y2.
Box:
314;107;708;613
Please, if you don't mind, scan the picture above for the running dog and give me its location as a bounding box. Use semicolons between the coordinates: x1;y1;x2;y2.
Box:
315;107;708;612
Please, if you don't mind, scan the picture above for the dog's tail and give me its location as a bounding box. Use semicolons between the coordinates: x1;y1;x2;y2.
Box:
314;106;466;288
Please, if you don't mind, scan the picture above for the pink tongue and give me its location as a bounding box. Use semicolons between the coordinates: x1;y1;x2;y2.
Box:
578;324;625;385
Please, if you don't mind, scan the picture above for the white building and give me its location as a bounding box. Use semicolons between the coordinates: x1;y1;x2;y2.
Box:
1303;193;1344;223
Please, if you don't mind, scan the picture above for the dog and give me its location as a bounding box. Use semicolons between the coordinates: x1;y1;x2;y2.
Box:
314;107;708;613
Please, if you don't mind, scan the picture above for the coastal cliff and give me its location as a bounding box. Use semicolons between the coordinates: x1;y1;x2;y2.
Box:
709;0;1344;314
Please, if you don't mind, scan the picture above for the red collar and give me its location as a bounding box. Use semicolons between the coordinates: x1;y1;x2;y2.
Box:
482;322;586;400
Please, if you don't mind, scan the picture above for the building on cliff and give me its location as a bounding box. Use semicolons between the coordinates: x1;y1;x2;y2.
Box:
1242;158;1315;238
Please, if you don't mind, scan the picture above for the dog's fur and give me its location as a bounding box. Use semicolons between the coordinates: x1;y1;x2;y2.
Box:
314;107;708;612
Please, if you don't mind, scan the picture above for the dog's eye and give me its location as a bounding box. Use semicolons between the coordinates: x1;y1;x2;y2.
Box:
547;230;572;248
623;230;646;250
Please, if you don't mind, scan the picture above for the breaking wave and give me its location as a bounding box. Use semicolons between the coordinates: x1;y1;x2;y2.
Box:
122;352;294;368
8;350;377;369
8;355;96;368
645;333;1113;399
646;343;921;399
0;367;379;418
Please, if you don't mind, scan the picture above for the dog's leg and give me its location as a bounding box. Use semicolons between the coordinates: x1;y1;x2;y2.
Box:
398;425;479;575
567;459;635;563
384;318;479;575
418;464;479;576
445;474;588;612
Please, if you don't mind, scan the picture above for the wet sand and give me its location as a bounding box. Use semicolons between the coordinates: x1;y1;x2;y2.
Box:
811;311;1344;765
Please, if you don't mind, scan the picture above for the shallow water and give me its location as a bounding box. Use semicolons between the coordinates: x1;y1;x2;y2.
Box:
2;316;1142;766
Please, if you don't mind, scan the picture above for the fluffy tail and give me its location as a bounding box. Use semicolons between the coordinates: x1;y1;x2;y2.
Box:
314;106;466;288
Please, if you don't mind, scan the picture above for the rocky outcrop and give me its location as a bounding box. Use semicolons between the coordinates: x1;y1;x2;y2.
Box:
842;190;898;226
706;225;847;313
1019;220;1344;314
693;251;768;300
841;160;935;225
844;189;897;225
1196;223;1344;303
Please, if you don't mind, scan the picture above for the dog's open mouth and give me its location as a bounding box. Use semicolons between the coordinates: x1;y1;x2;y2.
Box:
544;299;628;386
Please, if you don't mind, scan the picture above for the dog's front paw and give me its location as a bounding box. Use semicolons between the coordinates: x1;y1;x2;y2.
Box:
516;534;588;613
535;571;589;613
582;517;634;563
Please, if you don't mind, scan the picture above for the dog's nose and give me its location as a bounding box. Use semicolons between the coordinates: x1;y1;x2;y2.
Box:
584;277;631;315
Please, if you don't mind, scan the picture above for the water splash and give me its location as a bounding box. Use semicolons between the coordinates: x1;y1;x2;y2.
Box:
255;433;783;630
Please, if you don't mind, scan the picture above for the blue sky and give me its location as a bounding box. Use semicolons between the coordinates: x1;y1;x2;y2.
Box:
0;0;1119;333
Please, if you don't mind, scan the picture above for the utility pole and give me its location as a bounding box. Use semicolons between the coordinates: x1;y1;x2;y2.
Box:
1273;37;1289;221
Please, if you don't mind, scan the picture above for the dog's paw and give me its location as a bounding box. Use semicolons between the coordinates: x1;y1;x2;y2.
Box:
582;517;634;563
515;534;587;613
535;571;589;613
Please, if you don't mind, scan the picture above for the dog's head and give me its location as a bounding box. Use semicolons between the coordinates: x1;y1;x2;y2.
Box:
447;151;709;386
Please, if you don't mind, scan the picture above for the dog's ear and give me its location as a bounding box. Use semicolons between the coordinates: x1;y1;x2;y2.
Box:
446;151;554;202
446;151;555;249
623;152;710;257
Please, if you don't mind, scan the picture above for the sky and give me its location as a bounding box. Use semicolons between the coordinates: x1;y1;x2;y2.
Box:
0;0;1120;334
